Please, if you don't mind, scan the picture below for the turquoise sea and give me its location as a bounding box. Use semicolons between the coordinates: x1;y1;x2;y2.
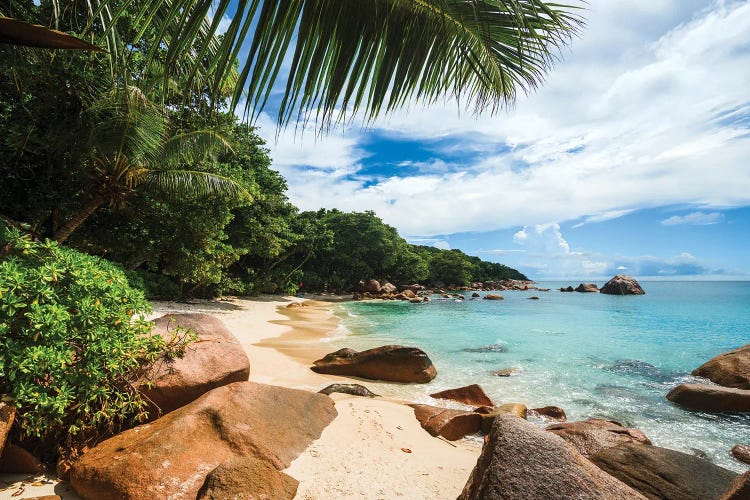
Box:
331;282;750;471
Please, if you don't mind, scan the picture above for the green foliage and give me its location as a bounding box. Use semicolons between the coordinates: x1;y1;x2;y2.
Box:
0;227;185;448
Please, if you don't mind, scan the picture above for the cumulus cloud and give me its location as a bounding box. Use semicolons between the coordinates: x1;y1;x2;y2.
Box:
256;1;750;238
661;211;724;226
511;224;609;278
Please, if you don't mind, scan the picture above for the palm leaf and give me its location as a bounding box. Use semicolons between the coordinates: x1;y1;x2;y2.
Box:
144;170;251;201
0;16;104;51
161;130;234;167
114;0;582;127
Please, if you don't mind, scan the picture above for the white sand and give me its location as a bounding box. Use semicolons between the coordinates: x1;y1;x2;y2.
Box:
0;296;480;499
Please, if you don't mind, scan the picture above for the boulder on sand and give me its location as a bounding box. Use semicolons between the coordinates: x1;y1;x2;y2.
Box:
546;418;651;457
590;443;738;500
197;456;298;500
410;404;482;441
318;383;379;398
311;345;437;383
666;383;750;413
0;402;15;457
0;443;44;473
140;313;250;415
430;384;493;407
692;343;750;390
364;279;381;293
458;413;645;500
600;275;645;295
70;382;337;500
381;282;398;294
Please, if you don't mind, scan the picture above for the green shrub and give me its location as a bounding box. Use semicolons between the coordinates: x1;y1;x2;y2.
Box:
0;227;185;448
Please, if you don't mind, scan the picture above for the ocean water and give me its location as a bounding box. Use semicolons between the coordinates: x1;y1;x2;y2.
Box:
331;282;750;471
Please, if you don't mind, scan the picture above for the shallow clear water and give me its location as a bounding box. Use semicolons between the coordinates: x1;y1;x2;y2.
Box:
333;282;750;471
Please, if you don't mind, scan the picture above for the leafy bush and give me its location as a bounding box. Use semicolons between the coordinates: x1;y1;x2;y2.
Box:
0;227;185;449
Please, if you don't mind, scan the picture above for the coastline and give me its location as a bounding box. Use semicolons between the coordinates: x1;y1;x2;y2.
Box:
159;296;482;499
0;296;480;500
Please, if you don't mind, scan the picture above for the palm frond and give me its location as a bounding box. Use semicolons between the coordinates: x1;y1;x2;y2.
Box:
0;16;104;51
143;170;251;201
161;129;234;168
86;86;167;168
95;0;582;127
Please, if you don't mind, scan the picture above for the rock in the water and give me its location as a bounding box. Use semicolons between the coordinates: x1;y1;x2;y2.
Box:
590;443;738;500
410;404;482;441
364;279;381;293
0;444;44;473
483;294;504;300
600;275;645;295
666;383;750;413
471;292;480;298
491;368;517;377
528;296;540;300
530;405;567;421
70;382;336;500
458;413;645;500
722;471;750;500
0;403;15;458
692;343;750;390
318;383;379;398
560;286;575;292
409;297;423;303
430;384;493;407
731;444;750;465
311;345;437;383
197;456;298;500
478;404;527;433
546;418;651;457
140;313;250;415
498;403;527;419
576;283;599;293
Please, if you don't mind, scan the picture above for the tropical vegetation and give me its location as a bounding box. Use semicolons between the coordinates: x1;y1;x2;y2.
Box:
0;0;574;459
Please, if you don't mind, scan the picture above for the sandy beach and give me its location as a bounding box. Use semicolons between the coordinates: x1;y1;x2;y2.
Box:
0;296;479;499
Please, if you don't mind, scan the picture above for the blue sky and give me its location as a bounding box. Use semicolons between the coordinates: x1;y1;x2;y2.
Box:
231;1;750;280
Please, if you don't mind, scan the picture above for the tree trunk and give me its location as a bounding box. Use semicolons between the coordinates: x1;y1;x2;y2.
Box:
52;193;107;243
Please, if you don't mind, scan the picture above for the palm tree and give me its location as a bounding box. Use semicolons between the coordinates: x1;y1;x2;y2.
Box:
2;0;582;128
52;85;246;243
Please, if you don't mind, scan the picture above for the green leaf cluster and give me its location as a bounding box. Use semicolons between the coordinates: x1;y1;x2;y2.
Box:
0;227;184;449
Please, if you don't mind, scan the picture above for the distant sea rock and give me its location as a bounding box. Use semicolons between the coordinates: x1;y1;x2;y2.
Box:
483;294;504;300
692;343;750;390
311;345;437;383
576;283;599;293
600;275;645;295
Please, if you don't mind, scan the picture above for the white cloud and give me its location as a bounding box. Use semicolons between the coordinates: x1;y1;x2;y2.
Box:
256;1;750;238
661;211;724;226
511;223;609;278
